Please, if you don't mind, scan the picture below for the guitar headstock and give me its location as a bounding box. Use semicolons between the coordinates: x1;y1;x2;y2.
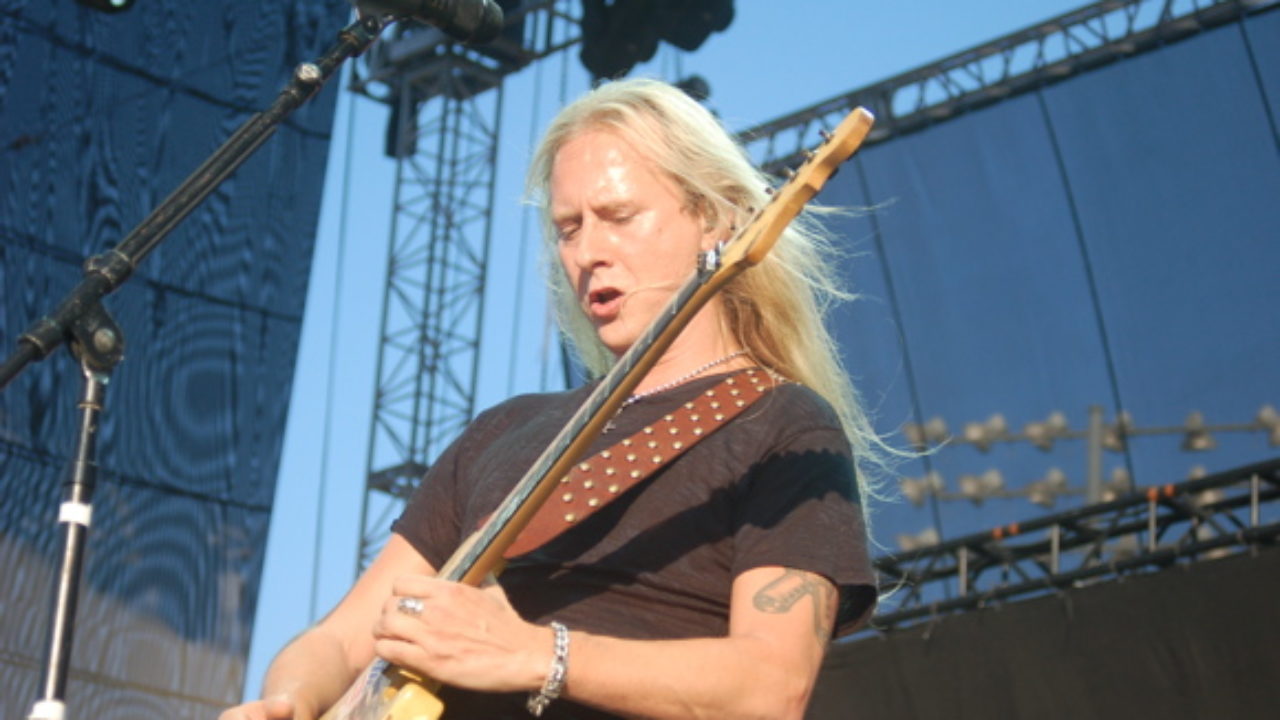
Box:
721;107;875;269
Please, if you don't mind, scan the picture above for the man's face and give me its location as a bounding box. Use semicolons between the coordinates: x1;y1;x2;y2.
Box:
550;129;716;356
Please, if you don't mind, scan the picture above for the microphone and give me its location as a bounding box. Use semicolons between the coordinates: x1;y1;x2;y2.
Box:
352;0;505;44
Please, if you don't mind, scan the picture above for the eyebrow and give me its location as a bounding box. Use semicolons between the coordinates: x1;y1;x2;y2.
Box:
550;208;580;228
550;199;637;226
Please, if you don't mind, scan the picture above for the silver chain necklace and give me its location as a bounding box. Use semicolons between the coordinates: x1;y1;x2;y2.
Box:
619;350;747;411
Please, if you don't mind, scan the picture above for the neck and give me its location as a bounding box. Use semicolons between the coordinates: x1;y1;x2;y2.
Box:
627;302;748;396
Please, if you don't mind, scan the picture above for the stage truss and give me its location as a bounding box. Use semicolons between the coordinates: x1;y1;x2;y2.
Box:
351;1;581;568
871;459;1280;631
740;0;1277;171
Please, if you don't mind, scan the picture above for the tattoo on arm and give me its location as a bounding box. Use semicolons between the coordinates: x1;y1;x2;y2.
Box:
752;569;837;645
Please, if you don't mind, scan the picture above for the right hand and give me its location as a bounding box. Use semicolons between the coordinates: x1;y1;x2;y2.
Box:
218;695;296;720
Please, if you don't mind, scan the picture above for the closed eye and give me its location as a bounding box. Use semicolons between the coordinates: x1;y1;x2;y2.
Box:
555;223;579;242
603;206;636;225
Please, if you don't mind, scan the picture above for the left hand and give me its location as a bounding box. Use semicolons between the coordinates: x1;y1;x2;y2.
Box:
373;575;553;694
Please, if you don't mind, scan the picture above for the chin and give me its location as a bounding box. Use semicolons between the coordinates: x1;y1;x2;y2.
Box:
593;326;634;357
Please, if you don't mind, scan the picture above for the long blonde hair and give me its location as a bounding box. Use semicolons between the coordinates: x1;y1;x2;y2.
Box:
527;78;892;503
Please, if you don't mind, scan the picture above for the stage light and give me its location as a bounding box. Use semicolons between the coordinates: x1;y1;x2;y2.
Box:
962;413;1007;452
924;416;950;444
1100;466;1132;502
958;468;1004;504
1103;410;1132;452
1024;410;1068;451
1194;486;1223;505
895;526;940;552
904;416;950;451
1181;411;1217;452
1258;404;1280;446
1026;467;1069;508
1023;421;1050;450
76;0;136;13
579;0;735;79
673;75;711;102
900;471;943;507
903;422;926;451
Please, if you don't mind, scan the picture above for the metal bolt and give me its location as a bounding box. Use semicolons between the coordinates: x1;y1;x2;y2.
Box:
93;328;117;354
295;63;321;84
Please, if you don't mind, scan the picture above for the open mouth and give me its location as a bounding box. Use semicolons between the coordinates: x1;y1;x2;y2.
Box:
587;287;623;318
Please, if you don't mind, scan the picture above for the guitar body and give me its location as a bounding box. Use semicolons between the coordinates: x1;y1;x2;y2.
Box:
319;661;444;720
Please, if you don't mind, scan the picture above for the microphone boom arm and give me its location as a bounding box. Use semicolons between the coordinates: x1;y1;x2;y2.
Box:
0;12;389;389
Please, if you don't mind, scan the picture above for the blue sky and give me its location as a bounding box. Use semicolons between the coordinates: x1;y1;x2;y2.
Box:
243;0;1089;699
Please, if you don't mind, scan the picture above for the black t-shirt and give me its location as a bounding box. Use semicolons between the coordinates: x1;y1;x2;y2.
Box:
391;372;875;718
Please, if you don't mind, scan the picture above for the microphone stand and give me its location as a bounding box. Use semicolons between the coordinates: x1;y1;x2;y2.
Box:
10;12;391;720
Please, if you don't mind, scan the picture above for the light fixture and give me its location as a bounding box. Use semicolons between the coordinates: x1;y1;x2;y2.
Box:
899;471;943;507
1023;410;1068;451
1103;410;1132;452
673;75;710;102
903;423;926;451
1181;411;1217;452
76;0;136;13
962;413;1007;453
1026;467;1069;508
1192;487;1223;509
958;468;1004;504
895;526;941;552
1100;466;1132;502
904;416;950;451
1258;404;1280;447
924;416;950;444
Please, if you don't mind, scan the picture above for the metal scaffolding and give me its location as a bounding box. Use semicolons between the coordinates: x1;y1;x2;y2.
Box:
739;0;1277;172
871;458;1280;631
352;2;581;569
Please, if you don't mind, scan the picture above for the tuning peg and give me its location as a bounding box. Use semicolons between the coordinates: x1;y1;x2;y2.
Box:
819;129;833;142
783;167;796;179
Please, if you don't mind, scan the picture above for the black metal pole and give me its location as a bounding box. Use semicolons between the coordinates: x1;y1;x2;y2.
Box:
27;300;122;720
28;365;107;719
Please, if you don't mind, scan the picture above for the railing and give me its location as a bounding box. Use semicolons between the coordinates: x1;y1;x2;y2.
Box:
871;458;1280;630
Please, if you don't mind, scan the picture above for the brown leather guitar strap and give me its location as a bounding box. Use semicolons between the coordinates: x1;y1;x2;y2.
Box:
503;368;781;559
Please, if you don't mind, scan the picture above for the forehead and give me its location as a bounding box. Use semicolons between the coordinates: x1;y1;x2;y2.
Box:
549;129;675;204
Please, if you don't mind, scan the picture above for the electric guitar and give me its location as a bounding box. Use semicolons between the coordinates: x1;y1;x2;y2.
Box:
318;105;876;720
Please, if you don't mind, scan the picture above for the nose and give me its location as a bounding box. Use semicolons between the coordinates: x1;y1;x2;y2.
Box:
567;218;610;271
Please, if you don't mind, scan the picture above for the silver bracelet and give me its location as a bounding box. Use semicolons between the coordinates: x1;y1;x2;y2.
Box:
527;621;569;717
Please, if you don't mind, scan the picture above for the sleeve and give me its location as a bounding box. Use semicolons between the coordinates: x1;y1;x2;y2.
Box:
391;405;507;570
730;424;877;637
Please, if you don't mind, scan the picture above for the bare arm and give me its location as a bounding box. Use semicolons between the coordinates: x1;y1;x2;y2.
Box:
220;534;436;720
373;564;839;720
559;565;836;720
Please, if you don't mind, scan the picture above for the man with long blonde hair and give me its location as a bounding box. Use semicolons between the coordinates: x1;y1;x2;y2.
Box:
223;78;879;720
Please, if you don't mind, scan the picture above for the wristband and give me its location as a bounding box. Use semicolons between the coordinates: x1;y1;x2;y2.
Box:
527;621;569;717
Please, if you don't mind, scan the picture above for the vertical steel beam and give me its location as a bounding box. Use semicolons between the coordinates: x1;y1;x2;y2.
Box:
358;55;502;571
348;2;582;574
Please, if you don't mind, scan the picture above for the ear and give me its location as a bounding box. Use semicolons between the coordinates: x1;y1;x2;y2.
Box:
698;209;731;252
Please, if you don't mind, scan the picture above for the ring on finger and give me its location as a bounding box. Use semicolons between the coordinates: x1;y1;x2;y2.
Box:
397;596;424;617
